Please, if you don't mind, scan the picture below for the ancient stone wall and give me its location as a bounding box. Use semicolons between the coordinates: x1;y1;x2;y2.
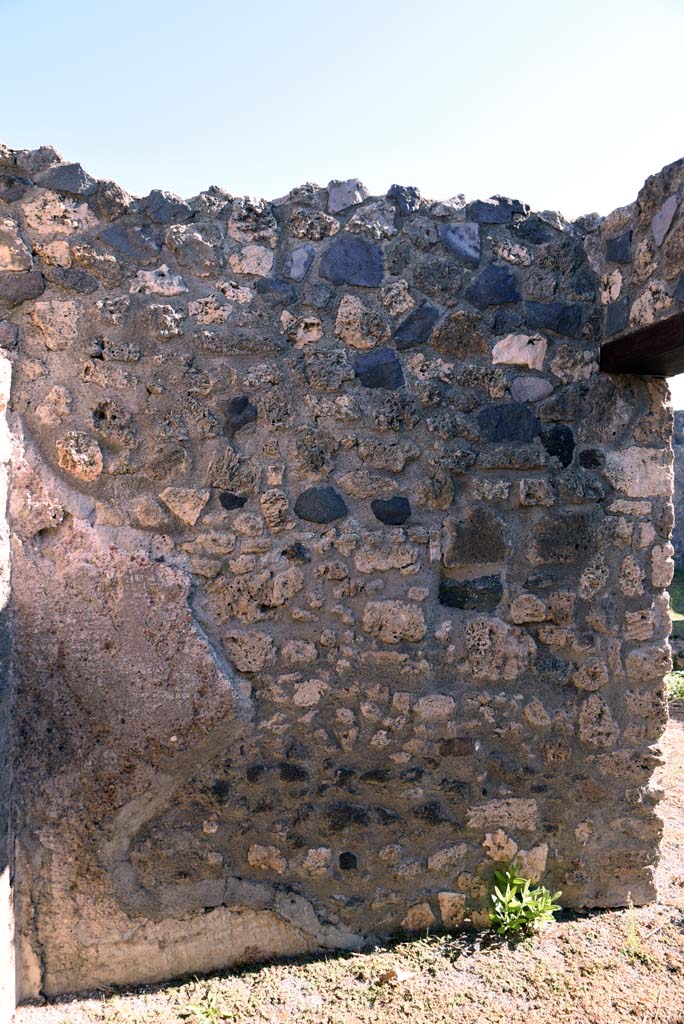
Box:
0;145;678;1001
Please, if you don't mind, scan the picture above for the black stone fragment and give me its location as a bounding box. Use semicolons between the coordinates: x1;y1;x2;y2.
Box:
319;236;383;287
354;348;405;390
35;162;97;197
279;763;308;782
477;402;540;443
282;541;311;564
387;184;422;215
438;575;503;612
579;448;604;469
246;763;267;782
605;297;630;337
413;801;450;824
468;198;513;223
465;265;520;308
45;267;99;293
219;491;247;510
256;278;298;305
339;852;357;870
140;189;193;224
0;175;29;203
326;802;370;831
371;496;411;525
294;485;348;524
393;301;440;350
525;300;585;338
100;223;161;261
0;271;44;307
605;229;632;263
223;395;257;435
514;216;559;244
542;424;575;467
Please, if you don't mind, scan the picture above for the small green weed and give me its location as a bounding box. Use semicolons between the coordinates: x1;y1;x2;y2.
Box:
489;864;562;938
666;670;684;702
181;985;231;1023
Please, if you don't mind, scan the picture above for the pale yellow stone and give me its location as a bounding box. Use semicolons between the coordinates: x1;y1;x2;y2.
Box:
652;543;675;587
56;432;103;481
33;240;71;267
34;385;71;426
492;333;547;371
31;299;78;351
604;447;672;498
601;268;622;304
130;265;188;296
437;892;466;928
509;594;546;624
159;487;209;526
223;632;275;672
630;281;672;326
516;844;548;883
229;245;273;277
0;217;32;270
482;829;518;861
301;848;331;875
401;902;436;931
362;601;426;644
413;694;455;721
247;844;286;874
293;679;329;706
381;279;415;316
466;798;538;832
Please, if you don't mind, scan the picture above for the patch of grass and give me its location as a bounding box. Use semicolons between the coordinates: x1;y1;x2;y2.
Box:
670;569;684;638
666;671;684;702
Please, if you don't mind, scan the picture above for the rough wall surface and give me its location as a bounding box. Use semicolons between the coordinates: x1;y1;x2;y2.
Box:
672;411;684;567
0;145;678;1000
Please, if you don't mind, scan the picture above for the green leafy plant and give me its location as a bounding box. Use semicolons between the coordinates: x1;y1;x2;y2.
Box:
489;864;562;937
181;986;231;1023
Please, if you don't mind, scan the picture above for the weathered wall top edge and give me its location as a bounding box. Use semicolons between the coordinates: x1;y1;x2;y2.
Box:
0;141;616;230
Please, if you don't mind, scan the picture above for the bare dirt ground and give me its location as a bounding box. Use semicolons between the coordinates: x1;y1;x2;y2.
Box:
16;705;684;1024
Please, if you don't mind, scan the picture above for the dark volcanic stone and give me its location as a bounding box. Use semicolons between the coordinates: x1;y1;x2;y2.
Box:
542;424;575;467
579;448;604;469
141;189;192;224
326;802;370;831
468;198;513;224
605;229;632;263
285;244;315;281
279;763;308;782
100;223;161;261
605;297;629;337
393;301;440;350
414;256;462;303
256;278;297;305
0;321;18;350
525;300;585;338
387;184;422;215
45;267;99;293
219;491;247;510
294;485;348;524
371;496;411;525
439;575;503;611
413;801;450;824
443;509;506;565
465;265;520;308
529;510;597;563
354;348;405;390
339;852;358;870
0;175;29;203
477;402;540;442
35;162;97;197
224;395;257;434
0;271;44;307
438;222;481;266
514;216;559;244
319;236;383;287
282;541;311;564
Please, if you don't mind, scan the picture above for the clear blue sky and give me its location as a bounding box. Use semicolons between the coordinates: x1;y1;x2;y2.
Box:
3;0;684;401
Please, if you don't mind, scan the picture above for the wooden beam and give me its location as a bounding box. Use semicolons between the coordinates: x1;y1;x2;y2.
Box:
600;311;684;376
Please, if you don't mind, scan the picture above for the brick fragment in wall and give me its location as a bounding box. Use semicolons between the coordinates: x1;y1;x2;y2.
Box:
0;145;677;1001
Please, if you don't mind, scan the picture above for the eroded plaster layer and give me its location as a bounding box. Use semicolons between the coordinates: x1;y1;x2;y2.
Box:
0;144;678;1000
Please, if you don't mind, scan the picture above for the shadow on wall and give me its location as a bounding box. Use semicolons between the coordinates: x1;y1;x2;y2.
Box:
672;406;684;568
